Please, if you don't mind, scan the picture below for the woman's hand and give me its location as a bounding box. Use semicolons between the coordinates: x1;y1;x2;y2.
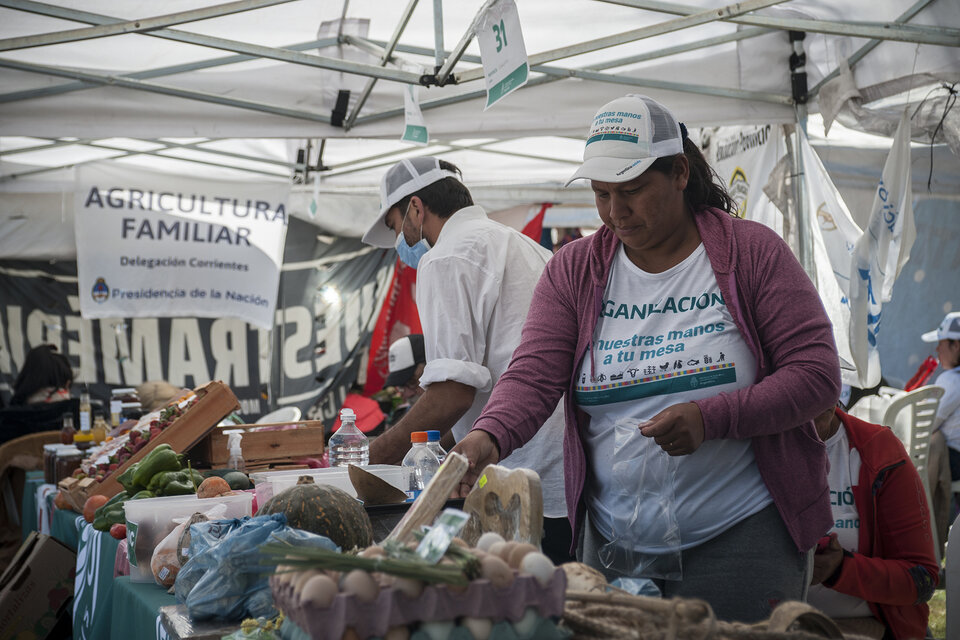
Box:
811;533;845;585
639;402;705;455
449;430;501;497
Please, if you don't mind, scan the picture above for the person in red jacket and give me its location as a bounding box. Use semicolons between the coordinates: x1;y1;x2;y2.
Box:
809;406;938;639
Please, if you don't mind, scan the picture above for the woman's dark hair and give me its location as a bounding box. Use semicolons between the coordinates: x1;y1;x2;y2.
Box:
395;160;474;219
649;137;736;215
11;344;73;406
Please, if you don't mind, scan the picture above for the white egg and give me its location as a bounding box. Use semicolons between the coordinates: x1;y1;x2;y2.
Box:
392;576;425;599
461;616;492;640
519;552;556;587
476;532;505;552
384;625;410;640
420;620;455;640
340;569;380;603
299;574;338;608
512;607;539;638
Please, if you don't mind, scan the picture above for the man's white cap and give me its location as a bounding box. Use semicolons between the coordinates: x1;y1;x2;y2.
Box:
921;311;960;342
361;157;461;248
565;94;684;187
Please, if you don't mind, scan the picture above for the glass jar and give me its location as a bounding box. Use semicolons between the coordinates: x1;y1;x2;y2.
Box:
55;447;84;484
44;444;69;484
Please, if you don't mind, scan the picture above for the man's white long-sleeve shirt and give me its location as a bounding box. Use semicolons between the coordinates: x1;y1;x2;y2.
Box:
416;205;566;517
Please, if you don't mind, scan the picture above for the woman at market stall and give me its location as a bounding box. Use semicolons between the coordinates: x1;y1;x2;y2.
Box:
10;344;73;405
808;404;938;640
452;94;841;623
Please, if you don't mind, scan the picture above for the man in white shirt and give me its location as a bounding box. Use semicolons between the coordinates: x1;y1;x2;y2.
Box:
361;157;570;561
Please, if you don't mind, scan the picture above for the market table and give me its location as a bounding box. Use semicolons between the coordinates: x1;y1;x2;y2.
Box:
111;576;176;640
48;494;83;550
73;519;123;640
20;469;45;540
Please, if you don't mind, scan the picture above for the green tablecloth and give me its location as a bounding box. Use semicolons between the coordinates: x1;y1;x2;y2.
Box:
110;577;176;640
20;470;44;540
49;496;83;550
73;520;122;640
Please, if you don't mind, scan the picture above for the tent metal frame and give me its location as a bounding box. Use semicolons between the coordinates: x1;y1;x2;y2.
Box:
2;0;957;272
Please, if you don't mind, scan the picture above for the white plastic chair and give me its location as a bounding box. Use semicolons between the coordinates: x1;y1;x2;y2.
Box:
255;406;302;424
882;385;944;564
947;511;960;640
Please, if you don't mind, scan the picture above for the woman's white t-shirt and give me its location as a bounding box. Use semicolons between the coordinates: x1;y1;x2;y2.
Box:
807;425;873;618
575;244;770;552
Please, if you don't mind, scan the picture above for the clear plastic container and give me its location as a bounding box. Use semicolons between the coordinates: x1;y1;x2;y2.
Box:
425;430;446;465
262;465;408;504
400;432;439;500
328;408;369;467
124;492;253;583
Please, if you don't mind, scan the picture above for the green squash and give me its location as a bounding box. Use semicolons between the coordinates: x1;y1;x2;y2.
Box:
259;476;373;550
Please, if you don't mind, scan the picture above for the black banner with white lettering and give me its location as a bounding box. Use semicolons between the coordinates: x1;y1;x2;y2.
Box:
0;217;393;423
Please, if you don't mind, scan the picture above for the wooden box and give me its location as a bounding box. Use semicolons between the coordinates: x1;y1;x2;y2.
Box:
195;421;325;468
91;380;240;499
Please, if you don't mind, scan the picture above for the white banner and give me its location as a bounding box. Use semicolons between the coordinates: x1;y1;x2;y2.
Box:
704;124;783;235
74;164;288;330
848;110;916;388
798;129;863;384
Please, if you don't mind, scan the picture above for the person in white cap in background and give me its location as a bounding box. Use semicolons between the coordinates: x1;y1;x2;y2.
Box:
361;157;572;563
452;94;840;622
385;334;428;405
922;312;960;483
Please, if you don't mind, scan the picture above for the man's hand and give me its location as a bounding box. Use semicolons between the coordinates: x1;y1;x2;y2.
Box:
449;430;500;497
639;402;705;456
811;533;845;585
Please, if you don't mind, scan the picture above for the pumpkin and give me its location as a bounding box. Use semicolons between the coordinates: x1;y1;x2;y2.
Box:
259;476;373;550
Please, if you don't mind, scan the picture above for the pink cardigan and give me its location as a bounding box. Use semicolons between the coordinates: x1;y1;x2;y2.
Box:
472;207;841;553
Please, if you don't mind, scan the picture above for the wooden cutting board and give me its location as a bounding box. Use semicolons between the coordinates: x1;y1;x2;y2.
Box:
460;464;543;547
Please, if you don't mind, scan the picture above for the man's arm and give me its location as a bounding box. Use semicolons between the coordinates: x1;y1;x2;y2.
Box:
369;380;476;464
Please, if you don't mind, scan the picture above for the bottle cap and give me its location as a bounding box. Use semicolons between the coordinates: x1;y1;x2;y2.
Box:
410;431;428;443
426;430;441;442
340;407;356;421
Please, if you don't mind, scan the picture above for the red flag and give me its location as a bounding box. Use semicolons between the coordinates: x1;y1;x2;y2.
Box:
363;259;422;395
521;203;551;241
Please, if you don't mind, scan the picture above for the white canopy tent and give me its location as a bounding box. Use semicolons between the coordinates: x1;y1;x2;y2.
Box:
1;0;958;407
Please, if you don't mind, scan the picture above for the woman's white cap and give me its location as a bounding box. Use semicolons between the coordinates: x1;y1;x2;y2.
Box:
565;94;684;187
361;157;461;248
921;311;960;342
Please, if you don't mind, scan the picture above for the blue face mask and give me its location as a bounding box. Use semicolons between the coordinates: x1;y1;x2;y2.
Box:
394;202;431;269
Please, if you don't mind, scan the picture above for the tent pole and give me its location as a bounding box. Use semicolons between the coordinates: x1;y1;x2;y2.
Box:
790;30;814;278
432;0;445;72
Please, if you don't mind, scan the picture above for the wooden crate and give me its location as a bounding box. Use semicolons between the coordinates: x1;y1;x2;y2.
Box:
195;421;325;467
90;380;240;499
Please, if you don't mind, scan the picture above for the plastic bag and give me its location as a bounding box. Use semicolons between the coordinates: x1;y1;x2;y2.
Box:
598;418;682;580
174;513;338;621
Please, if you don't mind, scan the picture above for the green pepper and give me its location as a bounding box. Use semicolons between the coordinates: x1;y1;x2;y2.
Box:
93;502;127;531
118;463;141;492
147;470;186;494
132;444;181;488
161;480;195;496
130;489;155;500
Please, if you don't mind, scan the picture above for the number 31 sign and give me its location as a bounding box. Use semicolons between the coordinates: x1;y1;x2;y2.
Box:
477;0;528;110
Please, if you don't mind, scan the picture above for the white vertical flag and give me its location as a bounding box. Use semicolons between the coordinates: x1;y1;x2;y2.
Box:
798;129;862;383
848;109;916;388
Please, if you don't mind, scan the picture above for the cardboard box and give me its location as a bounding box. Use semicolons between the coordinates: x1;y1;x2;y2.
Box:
0;532;76;640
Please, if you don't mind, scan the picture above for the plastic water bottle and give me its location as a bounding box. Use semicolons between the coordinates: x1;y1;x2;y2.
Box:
401;431;439;499
329;408;369;467
425;430;446;465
